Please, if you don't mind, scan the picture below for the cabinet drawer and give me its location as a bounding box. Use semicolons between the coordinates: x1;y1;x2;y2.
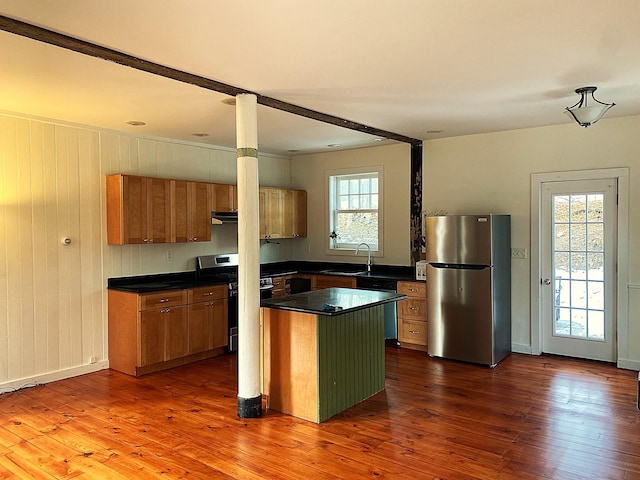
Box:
399;319;427;346
398;297;427;320
398;281;426;297
139;290;187;310
188;285;227;303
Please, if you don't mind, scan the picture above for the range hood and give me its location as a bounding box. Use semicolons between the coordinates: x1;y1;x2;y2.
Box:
211;211;238;225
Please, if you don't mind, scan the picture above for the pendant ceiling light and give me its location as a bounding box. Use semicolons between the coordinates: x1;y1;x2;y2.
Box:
565;86;615;127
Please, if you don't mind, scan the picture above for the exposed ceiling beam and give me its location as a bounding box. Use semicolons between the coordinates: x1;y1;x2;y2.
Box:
0;15;422;146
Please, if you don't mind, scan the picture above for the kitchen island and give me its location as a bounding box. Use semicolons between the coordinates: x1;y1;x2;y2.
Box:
260;287;406;423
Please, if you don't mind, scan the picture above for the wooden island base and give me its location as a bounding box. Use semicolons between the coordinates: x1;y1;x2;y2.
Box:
261;304;386;423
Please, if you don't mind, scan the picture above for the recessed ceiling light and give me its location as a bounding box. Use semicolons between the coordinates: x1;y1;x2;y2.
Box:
426;129;443;134
126;120;146;126
221;98;236;106
192;133;209;137
373;138;384;142
327;144;342;148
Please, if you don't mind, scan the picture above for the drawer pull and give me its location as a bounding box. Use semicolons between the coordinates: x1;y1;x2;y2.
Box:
202;292;214;296
409;330;421;334
159;298;170;303
409;288;418;292
409;307;419;311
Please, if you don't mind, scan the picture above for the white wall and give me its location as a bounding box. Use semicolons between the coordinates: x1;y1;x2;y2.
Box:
291;143;412;266
0;113;291;389
423;114;640;367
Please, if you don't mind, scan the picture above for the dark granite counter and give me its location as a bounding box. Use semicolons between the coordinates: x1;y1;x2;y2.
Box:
107;271;229;293
107;260;420;294
260;287;406;316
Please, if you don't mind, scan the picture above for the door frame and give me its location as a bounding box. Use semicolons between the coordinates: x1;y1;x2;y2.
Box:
530;168;629;367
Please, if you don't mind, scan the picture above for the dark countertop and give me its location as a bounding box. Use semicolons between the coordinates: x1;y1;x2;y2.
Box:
107;260;421;293
260;287;407;316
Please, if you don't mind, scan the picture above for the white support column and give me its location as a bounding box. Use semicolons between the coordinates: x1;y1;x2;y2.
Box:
235;93;262;418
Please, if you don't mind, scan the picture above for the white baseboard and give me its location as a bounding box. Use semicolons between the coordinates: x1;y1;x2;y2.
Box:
0;360;109;394
511;343;533;354
617;358;640;371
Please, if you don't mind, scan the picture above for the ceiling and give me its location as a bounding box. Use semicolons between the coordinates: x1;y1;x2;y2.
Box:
1;0;639;156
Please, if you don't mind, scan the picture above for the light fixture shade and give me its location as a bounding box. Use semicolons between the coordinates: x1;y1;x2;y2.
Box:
565;86;615;127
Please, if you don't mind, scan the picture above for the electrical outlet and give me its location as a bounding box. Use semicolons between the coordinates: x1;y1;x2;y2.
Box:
166;251;174;261
511;247;527;259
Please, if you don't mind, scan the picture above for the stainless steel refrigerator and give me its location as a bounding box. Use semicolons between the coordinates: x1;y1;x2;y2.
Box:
425;215;511;367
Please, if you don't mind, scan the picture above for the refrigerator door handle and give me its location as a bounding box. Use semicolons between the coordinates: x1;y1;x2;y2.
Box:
429;263;489;271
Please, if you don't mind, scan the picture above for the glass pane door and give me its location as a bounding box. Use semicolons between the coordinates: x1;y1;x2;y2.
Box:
541;178;616;362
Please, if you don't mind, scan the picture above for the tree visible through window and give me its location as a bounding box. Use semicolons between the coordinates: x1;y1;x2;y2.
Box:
329;171;380;250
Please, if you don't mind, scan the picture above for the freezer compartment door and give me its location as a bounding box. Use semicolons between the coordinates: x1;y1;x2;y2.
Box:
425;215;493;265
427;263;494;365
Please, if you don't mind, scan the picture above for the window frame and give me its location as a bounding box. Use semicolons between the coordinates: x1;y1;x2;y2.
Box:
325;165;384;256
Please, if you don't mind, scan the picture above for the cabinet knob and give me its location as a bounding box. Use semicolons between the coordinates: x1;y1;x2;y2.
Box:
193;237;197;241
159;298;169;303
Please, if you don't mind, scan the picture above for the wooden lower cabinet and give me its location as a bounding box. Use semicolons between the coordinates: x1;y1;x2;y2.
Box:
397;280;428;351
311;275;356;290
271;275;290;297
139;305;187;366
109;286;227;376
187;285;228;355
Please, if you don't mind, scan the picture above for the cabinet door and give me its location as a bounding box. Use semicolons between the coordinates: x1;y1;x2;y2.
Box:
188;302;210;354
260;187;284;239
190;181;212;242
139;309;165;366
122;175;147;244
282;189;295;238
165;305;188;360
211;183;236;212
312;275;356;290
210;298;228;349
292;190;307;238
147;177;171;243
259;188;268;239
266;188;284;238
171;179;190;243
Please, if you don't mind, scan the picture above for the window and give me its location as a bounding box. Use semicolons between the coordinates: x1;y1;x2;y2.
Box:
328;169;382;251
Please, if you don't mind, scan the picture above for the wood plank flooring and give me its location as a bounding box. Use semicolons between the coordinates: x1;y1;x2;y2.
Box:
0;348;638;479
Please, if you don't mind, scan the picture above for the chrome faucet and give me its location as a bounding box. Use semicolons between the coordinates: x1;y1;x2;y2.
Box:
355;242;372;272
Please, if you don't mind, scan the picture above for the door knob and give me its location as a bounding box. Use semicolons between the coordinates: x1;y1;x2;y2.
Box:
543;279;552;286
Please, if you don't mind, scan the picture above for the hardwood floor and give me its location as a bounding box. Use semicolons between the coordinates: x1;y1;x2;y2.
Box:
0;348;638;479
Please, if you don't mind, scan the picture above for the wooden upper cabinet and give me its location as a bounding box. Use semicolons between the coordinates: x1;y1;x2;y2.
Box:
211;183;237;212
259;187;285;239
107;174;171;245
171;180;212;243
260;187;306;239
291;189;307;238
